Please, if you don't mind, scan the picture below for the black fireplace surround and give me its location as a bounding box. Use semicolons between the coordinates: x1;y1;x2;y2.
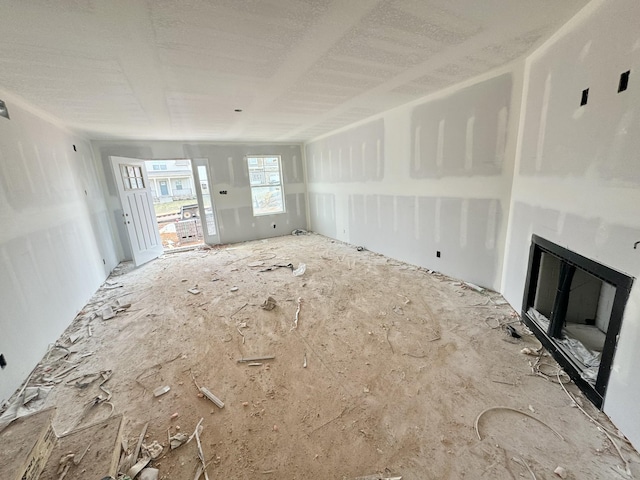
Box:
521;235;633;408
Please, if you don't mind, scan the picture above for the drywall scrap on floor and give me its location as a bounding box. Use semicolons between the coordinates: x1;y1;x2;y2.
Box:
502;0;640;448
0;97;118;403
306;70;521;291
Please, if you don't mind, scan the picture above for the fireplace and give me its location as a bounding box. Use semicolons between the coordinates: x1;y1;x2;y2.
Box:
522;235;633;408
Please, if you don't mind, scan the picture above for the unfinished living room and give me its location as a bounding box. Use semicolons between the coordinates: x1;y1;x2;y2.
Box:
1;1;640;479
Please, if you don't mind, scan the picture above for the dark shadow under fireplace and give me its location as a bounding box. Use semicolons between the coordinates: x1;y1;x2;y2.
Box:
522;235;633;408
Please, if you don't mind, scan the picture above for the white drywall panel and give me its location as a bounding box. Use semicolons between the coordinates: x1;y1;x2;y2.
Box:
502;0;640;448
306;67;523;290
0;96;118;403
92;141;307;252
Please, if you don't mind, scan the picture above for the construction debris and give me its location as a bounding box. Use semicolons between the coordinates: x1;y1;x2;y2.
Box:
169;432;189;450
67;370;112;389
506;325;521;338
194;420;210;480
190;372;224;409
353;475;402;480
260;296;277;310
153;385;170;397
102;305;115;320
474;406;564;441
143;440;163;459
199;387;224;409
463;282;484;293
121;421;149;478
291;297;302;330
0;384;52;432
303;353;307;368
292;263;306;276
0;407;57;479
127;457;151;479
521;347;538;356
139;468;159;480
554;466;568;478
237;355;275;363
188;287;201;295
259;263;293;273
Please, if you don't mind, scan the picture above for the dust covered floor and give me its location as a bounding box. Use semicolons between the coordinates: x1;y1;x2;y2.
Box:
20;234;640;479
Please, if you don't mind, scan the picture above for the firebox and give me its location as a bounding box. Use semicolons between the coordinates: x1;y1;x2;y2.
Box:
521;235;633;408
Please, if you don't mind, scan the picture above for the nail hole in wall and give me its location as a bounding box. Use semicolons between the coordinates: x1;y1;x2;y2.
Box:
618;70;630;93
0;354;6;369
580;88;589;106
73;144;77;152
103;259;106;265
436;251;441;258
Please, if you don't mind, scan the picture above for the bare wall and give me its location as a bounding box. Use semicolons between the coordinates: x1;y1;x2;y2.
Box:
0;95;118;403
91;141;307;255
305;68;523;290
501;0;640;447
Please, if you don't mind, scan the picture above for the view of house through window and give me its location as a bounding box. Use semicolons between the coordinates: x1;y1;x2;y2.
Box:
144;159;205;251
247;155;285;216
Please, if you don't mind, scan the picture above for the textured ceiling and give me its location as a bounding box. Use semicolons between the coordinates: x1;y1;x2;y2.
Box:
0;0;589;143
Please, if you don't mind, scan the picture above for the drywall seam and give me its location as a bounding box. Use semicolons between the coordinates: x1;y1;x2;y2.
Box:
301;142;312;231
0;87;86;139
90;142;124;262
305;61;525;145
528;0;605;61
500;56;533;295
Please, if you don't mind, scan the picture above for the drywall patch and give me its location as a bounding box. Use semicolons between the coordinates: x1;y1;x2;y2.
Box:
409;73;512;178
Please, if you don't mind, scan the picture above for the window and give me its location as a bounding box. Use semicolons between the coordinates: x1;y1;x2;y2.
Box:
152;163;167;170
121;164;145;190
175;180;183;190
247;155;285;216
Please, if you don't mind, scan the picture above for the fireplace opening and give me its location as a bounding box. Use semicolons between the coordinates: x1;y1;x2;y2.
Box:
522;236;633;408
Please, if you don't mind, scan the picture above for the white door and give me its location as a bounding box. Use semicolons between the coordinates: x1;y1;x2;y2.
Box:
192;158;221;244
111;156;164;266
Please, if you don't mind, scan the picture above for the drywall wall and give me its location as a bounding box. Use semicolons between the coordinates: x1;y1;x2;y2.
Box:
92;141;307;253
0;94;118;403
501;0;640;447
306;68;523;290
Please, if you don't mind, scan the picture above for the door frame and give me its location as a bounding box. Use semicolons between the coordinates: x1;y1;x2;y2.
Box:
192;158;221;245
110;156;164;266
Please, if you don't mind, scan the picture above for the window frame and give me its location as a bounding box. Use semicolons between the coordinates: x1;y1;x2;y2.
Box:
246;155;286;217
